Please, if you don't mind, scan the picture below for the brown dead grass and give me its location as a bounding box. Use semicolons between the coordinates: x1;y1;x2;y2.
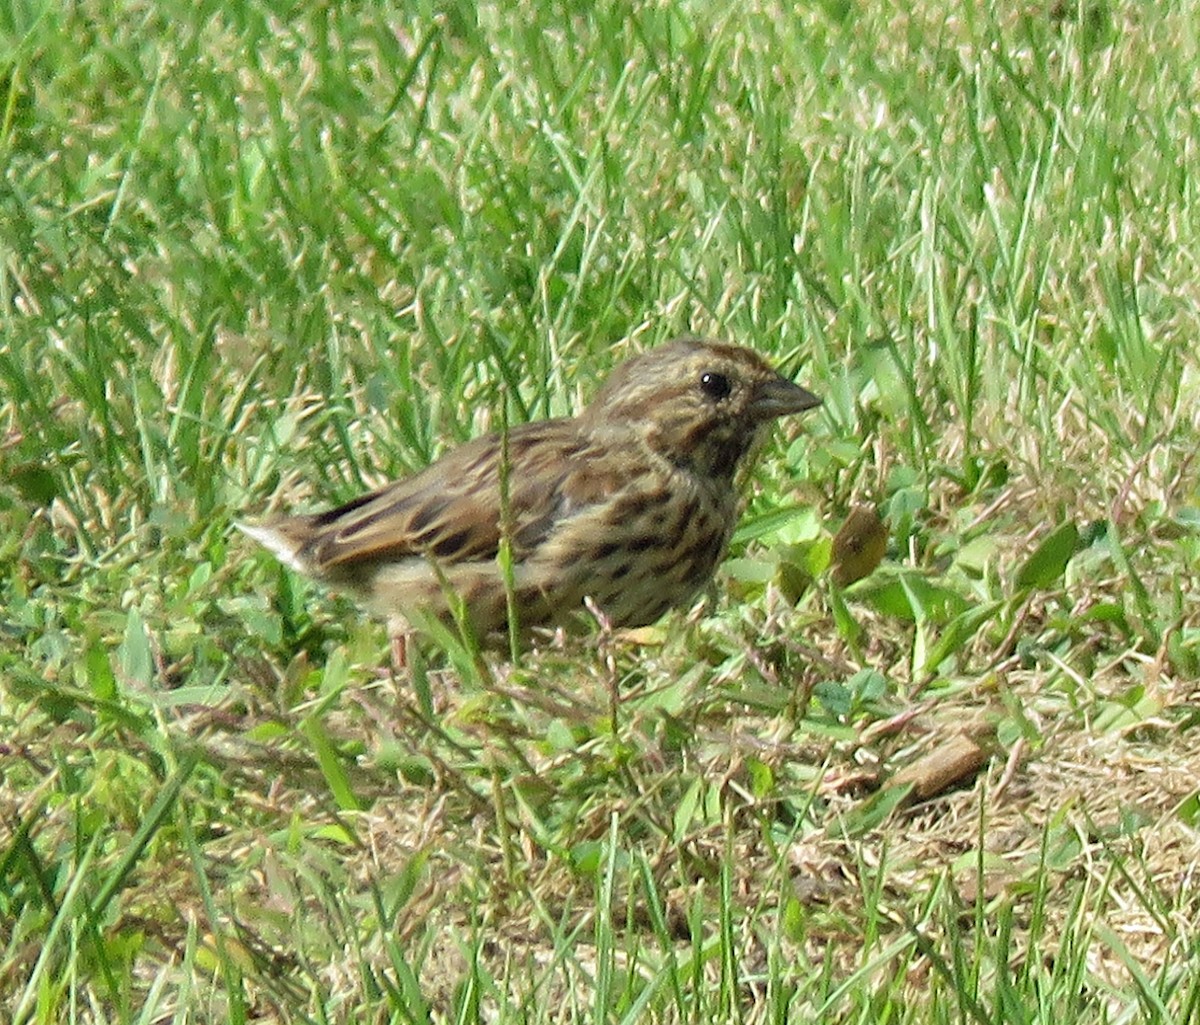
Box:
91;620;1194;1021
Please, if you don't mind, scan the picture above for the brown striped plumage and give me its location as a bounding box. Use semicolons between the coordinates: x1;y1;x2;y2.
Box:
239;338;820;648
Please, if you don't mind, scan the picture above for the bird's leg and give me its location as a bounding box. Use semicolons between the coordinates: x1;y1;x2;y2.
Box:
391;632;408;671
387;615;411;673
385;615;442;719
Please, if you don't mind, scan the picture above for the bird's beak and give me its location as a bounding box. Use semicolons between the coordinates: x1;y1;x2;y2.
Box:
752;377;822;420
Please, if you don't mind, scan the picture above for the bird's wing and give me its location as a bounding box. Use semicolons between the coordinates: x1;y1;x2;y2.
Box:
295;418;605;571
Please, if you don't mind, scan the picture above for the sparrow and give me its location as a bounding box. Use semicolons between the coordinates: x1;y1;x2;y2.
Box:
240;337;820;658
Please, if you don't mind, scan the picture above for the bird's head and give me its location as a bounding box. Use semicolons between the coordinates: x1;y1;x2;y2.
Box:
583;338;821;481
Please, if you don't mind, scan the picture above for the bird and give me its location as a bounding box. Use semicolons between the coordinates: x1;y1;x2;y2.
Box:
239;337;820;660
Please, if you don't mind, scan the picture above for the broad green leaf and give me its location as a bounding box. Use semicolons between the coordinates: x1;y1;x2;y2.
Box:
853;570;969;623
1013;521;1079;592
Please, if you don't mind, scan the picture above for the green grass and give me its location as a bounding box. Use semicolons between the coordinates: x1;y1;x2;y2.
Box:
3;0;1200;1021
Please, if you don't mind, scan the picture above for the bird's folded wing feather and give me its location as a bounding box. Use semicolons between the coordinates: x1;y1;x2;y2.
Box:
297;419;607;571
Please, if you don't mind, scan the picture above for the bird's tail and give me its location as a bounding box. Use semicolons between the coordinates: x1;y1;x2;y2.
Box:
236;520;310;573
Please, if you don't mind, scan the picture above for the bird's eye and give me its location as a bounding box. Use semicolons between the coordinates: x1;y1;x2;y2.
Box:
699;371;732;401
